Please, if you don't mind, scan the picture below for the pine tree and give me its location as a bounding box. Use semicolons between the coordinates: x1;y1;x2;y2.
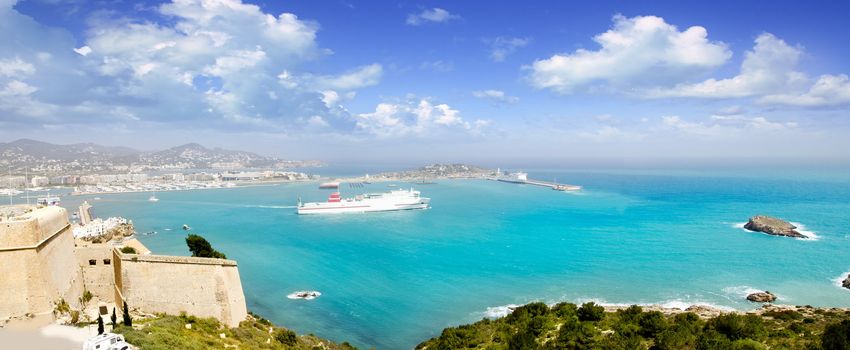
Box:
122;301;132;326
111;307;117;328
97;315;104;335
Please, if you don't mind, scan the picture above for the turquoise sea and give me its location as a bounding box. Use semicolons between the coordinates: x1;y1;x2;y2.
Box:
55;169;850;349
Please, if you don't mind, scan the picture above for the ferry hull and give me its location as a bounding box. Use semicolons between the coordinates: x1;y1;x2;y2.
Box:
297;200;429;215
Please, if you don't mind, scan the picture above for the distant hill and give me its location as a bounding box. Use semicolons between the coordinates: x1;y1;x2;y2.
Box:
0;139;314;174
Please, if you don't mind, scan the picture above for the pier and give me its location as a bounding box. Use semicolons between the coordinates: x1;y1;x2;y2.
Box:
523;179;582;191
490;170;582;191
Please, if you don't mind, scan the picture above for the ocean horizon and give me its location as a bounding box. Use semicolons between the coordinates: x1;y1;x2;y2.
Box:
54;167;850;349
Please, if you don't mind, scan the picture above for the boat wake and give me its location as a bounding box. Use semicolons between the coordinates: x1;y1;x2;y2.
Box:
250;205;297;209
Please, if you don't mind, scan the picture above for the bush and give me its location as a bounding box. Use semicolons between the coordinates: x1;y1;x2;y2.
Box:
731;339;767;350
638;311;668;338
552;302;578;318
707;314;765;341
508;330;539;350
821;320;850;350
655;324;701;350
185;234;227;259
577;302;605;322
274;328;297;346
120;246;137;254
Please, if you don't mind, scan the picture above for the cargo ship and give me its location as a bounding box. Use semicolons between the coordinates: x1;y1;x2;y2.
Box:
297;188;430;214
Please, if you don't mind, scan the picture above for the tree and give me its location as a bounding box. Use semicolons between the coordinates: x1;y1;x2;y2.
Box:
577;302;605;322
185;234;227;259
122;301;132;326
120;246;137;254
111;307;117;328
97;315;104;335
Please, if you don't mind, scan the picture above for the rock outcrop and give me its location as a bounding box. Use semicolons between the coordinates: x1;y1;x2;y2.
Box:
743;216;805;238
747;291;777;303
842;275;850;290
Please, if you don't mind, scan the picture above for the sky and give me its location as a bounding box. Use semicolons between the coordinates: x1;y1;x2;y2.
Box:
1;0;850;167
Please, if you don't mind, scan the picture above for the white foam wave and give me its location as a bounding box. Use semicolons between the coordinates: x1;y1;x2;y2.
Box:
287;291;321;300
721;285;788;302
481;304;521;319
481;297;738;319
734;221;819;241
722;285;764;298
832;271;850;291
790;222;819;240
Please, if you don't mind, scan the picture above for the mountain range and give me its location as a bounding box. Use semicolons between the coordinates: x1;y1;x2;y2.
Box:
0;139;315;174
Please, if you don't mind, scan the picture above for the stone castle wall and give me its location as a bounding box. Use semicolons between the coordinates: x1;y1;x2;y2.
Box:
75;245;117;302
1;205;247;328
0;206;84;322
115;252;247;327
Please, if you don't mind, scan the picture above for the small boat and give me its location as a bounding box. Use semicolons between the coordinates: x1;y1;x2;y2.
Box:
148;194;159;202
319;181;340;189
387;184;398;187
182;224;191;230
287;291;321;300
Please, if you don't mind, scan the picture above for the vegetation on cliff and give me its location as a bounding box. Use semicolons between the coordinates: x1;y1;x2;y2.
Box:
416;302;850;350
114;312;358;350
185;234;227;259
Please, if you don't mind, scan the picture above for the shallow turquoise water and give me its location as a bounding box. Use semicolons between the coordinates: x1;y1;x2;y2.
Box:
61;170;850;349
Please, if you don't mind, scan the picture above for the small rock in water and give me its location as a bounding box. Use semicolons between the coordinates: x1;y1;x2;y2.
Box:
747;291;777;303
843;275;850;290
743;215;805;238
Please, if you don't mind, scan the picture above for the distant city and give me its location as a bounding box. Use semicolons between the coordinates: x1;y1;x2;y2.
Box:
0;139;323;194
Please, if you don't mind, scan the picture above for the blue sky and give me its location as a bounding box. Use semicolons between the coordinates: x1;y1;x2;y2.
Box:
2;0;849;166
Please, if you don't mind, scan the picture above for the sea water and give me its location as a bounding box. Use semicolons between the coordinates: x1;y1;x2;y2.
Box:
58;169;850;349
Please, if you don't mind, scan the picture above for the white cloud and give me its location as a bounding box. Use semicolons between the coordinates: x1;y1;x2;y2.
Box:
489;36;530;62
527;15;730;93
0;57;35;77
320;89;355;108
406;8;459;26
661;114;797;138
305;63;383;90
419;60;453;72
73;45;92;56
0;80;37;96
472;89;519;104
759;74;850;107
647;33;806;98
355;98;488;137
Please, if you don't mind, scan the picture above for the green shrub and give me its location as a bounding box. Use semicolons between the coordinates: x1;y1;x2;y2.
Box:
762;309;802;321
120;246;137;254
638;311;668;338
821;320;850;350
731;338;767;350
707;314;765;341
552;302;578;318
506;302;549;325
274;328;297;346
577;302;605;322
185;234;227;259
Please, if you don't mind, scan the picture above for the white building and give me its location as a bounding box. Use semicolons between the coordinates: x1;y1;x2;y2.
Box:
72;217;129;238
31;176;49;187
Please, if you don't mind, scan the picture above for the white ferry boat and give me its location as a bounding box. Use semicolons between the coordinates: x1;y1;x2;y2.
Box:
297;188;430;214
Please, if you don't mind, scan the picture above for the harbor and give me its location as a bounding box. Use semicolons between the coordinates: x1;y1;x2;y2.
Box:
491;170;582;191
